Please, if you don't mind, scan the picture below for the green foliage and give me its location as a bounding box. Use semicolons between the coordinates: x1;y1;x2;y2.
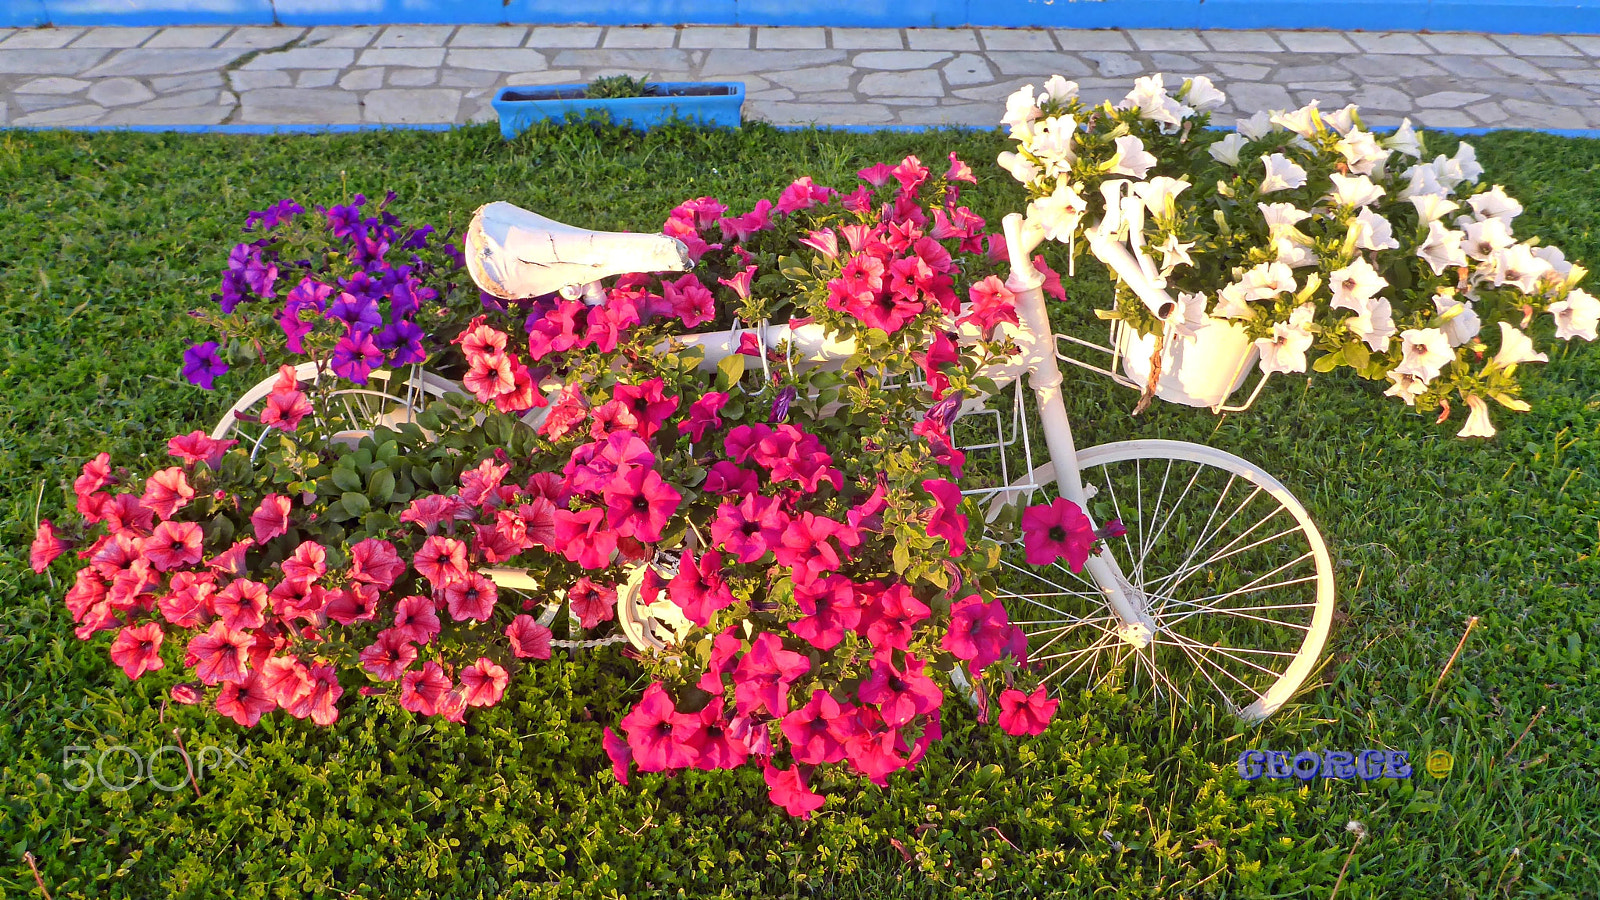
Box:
1;124;1598;897
585;74;652;100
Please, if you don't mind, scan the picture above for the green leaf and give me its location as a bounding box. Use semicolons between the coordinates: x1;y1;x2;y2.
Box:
367;467;396;505
341;492;371;517
891;540;911;575
1345;340;1370;370
717;353;746;390
1312;351;1343;373
332;466;363;492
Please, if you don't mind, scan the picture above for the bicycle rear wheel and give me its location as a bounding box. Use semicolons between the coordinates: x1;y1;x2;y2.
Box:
987;440;1335;723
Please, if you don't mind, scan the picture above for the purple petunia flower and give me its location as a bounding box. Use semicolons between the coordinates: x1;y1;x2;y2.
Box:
215;268;249;313
182;341;229;390
331;328;384;384
327;292;382;332
244;198;305;232
402;225;434;251
771;386;798;423
350;230;390;268
322;194;366;240
377;319;428;366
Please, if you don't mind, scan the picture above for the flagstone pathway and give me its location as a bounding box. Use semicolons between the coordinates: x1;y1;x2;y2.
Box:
1;23;1598;130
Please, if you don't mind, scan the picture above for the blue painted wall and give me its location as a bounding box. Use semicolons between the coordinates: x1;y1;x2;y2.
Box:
3;0;1598;32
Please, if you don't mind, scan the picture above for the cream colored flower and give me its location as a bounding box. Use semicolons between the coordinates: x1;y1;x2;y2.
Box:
1397;163;1446;201
1270;102;1322;139
1384;369;1427;405
1026;181;1089;242
1243;260;1297;301
1452;143;1484;184
1329;258;1388;310
1106;135;1157;178
1038;74;1079;105
1492;321;1549;367
1259;153;1308;193
1030;115;1078;171
1236;110;1275;141
1417;221;1469;276
1323;103;1359;135
1182;75;1227;111
1272;234;1319;268
1458;394;1496;438
1432;293;1481;347
1172;291;1209;338
1133;176;1190;219
1461;218;1514;261
1213;281;1256;319
1352;208;1400;252
1118;74;1192;132
1548;289;1600;341
1409;193;1461;224
1397;327;1454;381
1256;304;1316;374
997;150;1041;185
1002;84;1041;135
1154;233;1196;273
1532;245;1575;278
1328;173;1385;208
1466;186;1523;222
1209;132;1247;166
1384;118;1422;158
1489;244;1551;294
1347;297;1397;352
1258;202;1311;231
1335;128;1389;176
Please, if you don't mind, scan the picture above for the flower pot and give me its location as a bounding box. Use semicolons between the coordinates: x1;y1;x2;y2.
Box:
493;81;745;138
1114;318;1258;409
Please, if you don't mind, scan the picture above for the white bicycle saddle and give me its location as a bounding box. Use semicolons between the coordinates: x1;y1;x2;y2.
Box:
466;201;691;301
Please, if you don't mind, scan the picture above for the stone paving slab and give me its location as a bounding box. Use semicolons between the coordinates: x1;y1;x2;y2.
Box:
0;23;1597;129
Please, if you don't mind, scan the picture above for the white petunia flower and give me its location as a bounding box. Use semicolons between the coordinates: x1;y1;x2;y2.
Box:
1492;320;1549;367
1461;217;1515;261
1384;369;1428;405
1335;128;1390;176
1452;143;1484;184
1270;102;1322;139
1329;258;1388;310
1458;394;1496;438
1243;260;1297;301
1328;173;1385;208
1209;131;1249;166
1256;304;1317;374
1182;75;1227;111
1259;202;1311;231
1172;291;1209;338
1133;176;1190;219
1548;289;1600;341
1431;154;1470;192
1397;163;1446;200
1118;74;1193;133
1467;186;1523;222
1532;245;1575;278
1347;296;1397;352
1213;281;1256;319
1409;193;1461;223
1259;153;1309;193
1236;110;1276;141
1039;75;1079;105
1323;103;1360;136
1417;221;1469;276
1002;84;1041;135
1396;327;1454;381
1384;118;1423;159
1489;244;1551;294
1107;135;1158;178
1352;208;1400;252
1026;181;1089;242
1433;293;1481;347
1030;115;1078;170
997;150;1042;184
1273;236;1319;269
1154;233;1196;273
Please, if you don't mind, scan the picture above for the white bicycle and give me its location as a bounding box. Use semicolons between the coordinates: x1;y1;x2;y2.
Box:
215;204;1334;723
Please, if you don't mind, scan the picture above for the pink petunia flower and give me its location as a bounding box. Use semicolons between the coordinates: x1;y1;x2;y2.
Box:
283;662;343;726
413;535;469;588
142;467;195;520
946;151;977;184
789;574;862;651
215;673;276;727
602;725;633;785
506;615;554;660
943;595;1019;674
776;176;839;215
568;577;618;629
666;549;736;628
892;155;930;195
763;764;827;819
732;632;810;718
686;697;748;771
1021;497;1095;570
679;391;730;443
400;661;452;716
214;579;267;630
393;594;442;645
716;200;775;243
30;520;70;573
782;689;853;765
399;494;473;535
444;571;498;622
157;570;216;629
921;478;969;557
857;581;931;651
458;658;509;708
663;272;716;328
109;621;166;680
621;682;700;772
167;430;237;470
250;494;293;543
260;655;314;708
552;507;619;570
959;275;1021;340
359;628;418;681
997;686;1059;736
601;467;681;544
347;538;405;591
259;366;313;432
187;621;254;685
142;520;204;572
696;627;744;693
710;493;790;564
281;540;328;585
857;163;895;187
858;650;943;727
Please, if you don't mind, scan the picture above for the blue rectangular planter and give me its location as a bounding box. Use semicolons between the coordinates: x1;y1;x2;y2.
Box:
492;81;745;138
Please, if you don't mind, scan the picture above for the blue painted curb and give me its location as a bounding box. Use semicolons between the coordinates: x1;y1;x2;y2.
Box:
493;81;745;138
6;122;1599;139
3;0;1600;33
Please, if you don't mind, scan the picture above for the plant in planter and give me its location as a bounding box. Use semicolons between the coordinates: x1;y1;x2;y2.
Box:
1000;74;1598;434
492;72;745;138
33;156;1097;816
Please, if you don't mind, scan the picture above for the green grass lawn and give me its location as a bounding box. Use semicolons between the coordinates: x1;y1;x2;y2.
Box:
1;121;1598;898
